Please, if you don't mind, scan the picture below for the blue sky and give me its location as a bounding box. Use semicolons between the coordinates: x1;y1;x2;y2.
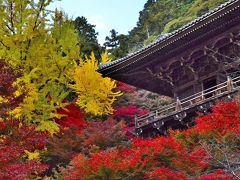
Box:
49;0;146;45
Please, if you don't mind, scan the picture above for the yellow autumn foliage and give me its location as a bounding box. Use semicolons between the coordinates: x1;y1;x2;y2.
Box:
101;49;112;64
0;1;78;134
10;78;39;120
0;0;122;134
70;52;122;116
24;150;40;161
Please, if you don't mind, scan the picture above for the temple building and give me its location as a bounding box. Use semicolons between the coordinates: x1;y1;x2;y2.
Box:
99;0;240;137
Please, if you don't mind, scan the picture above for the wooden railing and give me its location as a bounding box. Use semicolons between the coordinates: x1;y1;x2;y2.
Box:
135;76;240;128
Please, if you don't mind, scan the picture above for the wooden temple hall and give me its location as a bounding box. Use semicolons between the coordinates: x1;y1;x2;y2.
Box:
99;0;240;137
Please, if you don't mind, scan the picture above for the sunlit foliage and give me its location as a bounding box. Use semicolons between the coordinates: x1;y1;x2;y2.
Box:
70;53;122;116
0;0;120;133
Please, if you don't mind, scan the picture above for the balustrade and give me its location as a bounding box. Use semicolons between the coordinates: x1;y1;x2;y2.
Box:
135;75;240;129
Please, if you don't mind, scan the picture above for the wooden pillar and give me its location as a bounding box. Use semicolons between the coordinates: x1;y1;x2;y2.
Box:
194;83;202;94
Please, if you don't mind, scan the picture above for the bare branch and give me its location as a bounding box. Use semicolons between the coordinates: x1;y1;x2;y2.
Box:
200;141;240;179
0;40;10;50
9;1;15;34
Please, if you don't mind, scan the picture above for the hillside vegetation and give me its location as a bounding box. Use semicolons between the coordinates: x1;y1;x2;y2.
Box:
104;0;228;59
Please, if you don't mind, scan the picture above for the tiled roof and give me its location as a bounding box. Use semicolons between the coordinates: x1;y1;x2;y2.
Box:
99;0;239;71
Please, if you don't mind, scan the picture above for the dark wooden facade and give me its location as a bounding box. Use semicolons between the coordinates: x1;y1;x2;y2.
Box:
99;0;240;137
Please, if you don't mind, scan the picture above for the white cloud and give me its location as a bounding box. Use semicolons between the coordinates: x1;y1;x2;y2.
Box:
87;15;108;30
87;15;109;45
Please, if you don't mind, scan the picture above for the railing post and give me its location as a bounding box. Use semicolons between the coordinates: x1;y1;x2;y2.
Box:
227;76;233;92
175;97;182;111
201;91;205;101
135;115;138;128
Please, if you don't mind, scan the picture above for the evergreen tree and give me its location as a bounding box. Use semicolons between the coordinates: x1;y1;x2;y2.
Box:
74;16;102;59
104;29;119;49
104;30;129;60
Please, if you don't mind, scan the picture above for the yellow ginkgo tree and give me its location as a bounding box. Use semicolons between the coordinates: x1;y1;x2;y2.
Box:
0;0;121;133
101;49;112;64
70;52;122;116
